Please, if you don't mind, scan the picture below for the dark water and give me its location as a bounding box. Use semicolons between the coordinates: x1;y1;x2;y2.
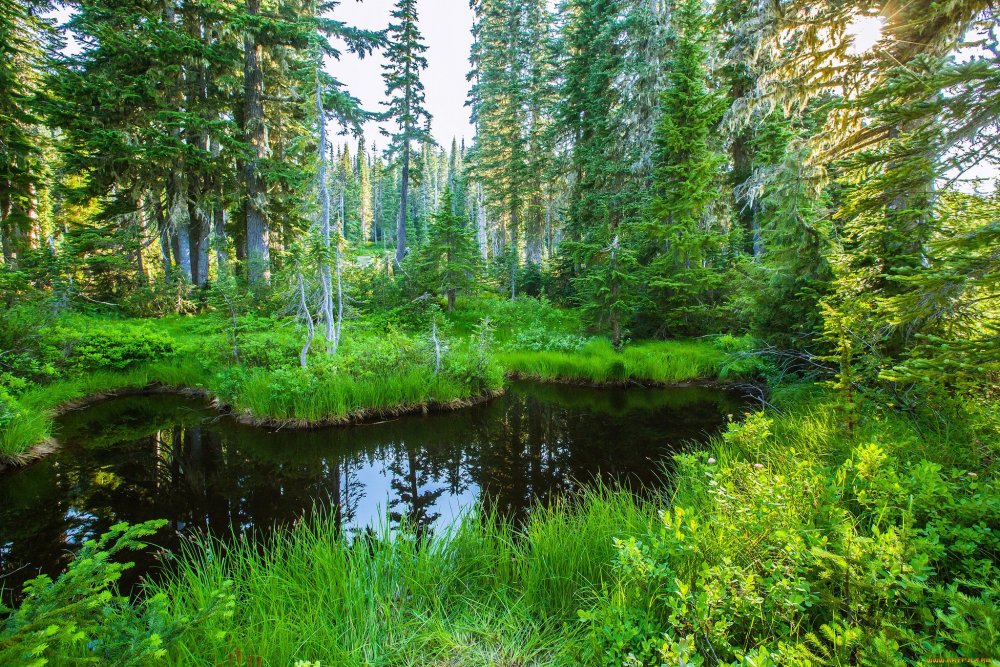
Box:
0;382;745;603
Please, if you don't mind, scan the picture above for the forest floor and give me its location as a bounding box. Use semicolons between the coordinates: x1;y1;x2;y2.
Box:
0;297;762;468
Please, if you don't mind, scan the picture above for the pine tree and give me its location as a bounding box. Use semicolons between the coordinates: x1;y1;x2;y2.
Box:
381;0;432;265
468;0;556;296
0;0;54;266
642;0;728;335
414;187;480;311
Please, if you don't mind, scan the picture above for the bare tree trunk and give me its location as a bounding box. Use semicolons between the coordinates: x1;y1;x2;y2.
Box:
509;203;519;300
431;319;441;373
298;272;314;368
155;192;173;280
1;191;14;265
244;0;270;285
169;173;193;282
213;205;227;271
476;182;488;259
396;145;410;265
316;71;339;355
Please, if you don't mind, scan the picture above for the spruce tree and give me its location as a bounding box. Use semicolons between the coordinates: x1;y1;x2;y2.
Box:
381;0;432;265
0;0;54;266
414;187;480;311
643;0;728;335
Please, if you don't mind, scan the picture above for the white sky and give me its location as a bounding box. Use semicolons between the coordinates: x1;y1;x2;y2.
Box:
329;0;476;149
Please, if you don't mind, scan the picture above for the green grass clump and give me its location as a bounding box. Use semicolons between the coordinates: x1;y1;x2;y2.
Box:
153;486;653;666
501;338;735;385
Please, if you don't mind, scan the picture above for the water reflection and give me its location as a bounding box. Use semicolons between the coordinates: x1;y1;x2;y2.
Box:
0;382;745;602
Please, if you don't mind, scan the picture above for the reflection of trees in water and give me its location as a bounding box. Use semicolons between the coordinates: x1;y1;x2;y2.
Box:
1;384;745;603
387;446;447;537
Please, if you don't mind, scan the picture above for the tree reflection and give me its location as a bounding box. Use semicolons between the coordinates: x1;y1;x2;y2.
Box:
0;383;747;604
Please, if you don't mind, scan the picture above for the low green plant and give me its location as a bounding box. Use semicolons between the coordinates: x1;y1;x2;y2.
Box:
51;322;175;372
0;521;232;666
575;387;1000;666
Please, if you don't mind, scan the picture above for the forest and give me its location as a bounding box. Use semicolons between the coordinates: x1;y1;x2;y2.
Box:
0;0;998;664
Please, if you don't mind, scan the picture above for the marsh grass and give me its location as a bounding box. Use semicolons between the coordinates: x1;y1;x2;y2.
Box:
231;367;479;423
154;486;654;666
1;361;213;463
501;338;730;385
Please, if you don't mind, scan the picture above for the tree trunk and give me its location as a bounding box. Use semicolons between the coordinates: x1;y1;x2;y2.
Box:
213;204;227;271
316;72;338;355
0;191;13;265
476;182;488;259
168;173;193;282
447;288;456;313
155;193;173;280
244;0;270;285
396;145;410;265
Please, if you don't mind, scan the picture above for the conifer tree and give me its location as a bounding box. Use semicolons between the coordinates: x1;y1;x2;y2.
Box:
0;0;54;266
643;0;728;335
414;187;480;311
381;0;432;265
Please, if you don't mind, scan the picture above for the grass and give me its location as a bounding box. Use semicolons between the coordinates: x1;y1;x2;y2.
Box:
0;361;213;465
501;338;732;385
1;300;754;465
153;486;654;666
230;366;490;423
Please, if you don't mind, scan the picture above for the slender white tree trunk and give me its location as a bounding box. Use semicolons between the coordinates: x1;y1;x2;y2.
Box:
316;71;340;355
298;272;314;368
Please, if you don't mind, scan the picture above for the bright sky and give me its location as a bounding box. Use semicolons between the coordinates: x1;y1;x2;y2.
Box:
329;0;476;149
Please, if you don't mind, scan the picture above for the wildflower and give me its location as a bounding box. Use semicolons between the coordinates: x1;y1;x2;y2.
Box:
967;472;978;478
708;457;716;464
753;463;764;470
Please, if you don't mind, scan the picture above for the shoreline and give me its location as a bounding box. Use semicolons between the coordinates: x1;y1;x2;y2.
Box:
0;370;752;472
0;384;507;473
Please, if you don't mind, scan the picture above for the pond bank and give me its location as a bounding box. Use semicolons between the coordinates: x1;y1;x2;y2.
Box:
1;338;760;471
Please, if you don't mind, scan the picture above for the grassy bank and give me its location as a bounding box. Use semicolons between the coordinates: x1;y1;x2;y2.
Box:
1;299;755;467
4;383;997;665
501;337;756;385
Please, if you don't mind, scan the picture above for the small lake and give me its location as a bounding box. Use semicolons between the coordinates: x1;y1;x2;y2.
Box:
0;382;746;603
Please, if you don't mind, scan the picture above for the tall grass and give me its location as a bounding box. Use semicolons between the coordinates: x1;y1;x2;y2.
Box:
0;360;212;464
501;338;730;384
154;486;653;666
231;367;480;423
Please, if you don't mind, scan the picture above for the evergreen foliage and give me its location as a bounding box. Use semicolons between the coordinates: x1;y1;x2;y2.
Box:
413;187;481;311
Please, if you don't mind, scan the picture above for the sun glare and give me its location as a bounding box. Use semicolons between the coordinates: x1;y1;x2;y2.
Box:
846;14;886;55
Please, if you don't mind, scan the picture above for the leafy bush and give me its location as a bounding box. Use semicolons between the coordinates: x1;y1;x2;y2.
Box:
0;387;19;431
576;389;1000;666
54;323;175;371
0;521;231;666
508;326;591;353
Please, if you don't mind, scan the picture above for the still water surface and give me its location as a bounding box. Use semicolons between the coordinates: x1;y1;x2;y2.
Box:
0;382;745;602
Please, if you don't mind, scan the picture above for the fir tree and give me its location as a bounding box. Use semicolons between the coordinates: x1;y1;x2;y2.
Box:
643;0;728;335
414;187;480;311
381;0;432;265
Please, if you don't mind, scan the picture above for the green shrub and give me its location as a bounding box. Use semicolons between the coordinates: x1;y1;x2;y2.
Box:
575;389;1000;666
54;323;175;371
0;387;18;430
508;326;591;353
0;521;231;666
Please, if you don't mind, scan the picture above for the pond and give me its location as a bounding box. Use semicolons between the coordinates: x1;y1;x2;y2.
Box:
0;382;747;604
